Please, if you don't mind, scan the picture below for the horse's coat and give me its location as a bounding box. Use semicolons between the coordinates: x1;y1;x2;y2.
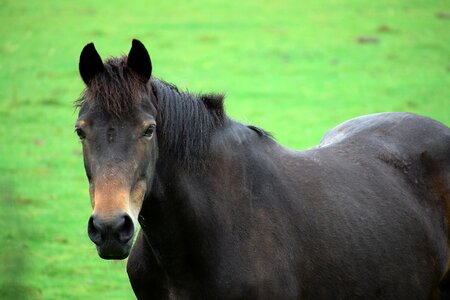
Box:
76;40;450;299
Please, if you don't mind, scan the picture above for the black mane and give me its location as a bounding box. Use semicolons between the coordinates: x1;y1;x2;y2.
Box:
150;78;226;168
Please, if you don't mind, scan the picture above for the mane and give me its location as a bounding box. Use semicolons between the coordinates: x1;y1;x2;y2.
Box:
150;78;226;169
247;125;273;139
75;55;272;170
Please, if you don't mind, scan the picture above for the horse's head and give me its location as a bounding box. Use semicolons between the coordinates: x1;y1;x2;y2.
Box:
76;40;157;259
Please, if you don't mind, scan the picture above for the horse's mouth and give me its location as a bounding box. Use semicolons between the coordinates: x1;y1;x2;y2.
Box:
96;239;133;260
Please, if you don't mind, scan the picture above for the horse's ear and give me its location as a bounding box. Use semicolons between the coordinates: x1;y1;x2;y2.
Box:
127;39;152;82
79;43;104;85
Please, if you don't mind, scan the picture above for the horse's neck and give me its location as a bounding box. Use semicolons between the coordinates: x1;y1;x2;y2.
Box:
137;158;214;285
139;122;275;284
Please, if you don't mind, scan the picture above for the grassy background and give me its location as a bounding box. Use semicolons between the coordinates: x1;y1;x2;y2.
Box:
0;0;449;299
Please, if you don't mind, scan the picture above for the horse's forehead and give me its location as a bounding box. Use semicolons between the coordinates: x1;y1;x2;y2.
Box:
79;95;156;122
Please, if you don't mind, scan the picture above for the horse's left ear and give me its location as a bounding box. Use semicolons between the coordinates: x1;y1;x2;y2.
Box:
127;39;152;82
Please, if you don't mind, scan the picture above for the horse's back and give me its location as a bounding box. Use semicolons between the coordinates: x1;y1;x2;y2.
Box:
318;112;450;227
318;113;450;220
320;112;450;156
295;112;450;299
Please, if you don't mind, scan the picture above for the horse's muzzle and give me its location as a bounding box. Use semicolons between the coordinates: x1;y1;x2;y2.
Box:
87;213;135;259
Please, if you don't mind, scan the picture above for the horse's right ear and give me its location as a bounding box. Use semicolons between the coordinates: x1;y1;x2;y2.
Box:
127;39;152;82
79;43;104;85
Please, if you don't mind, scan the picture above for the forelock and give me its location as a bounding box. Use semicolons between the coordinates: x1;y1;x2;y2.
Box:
76;56;150;118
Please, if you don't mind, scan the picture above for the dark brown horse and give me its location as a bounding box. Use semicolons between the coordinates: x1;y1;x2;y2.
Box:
75;39;450;299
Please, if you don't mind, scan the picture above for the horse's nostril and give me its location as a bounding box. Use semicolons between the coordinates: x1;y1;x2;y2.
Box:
117;214;134;243
87;213;134;246
88;215;102;245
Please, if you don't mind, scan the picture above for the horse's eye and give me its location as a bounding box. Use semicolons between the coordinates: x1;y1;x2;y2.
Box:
143;125;156;138
75;128;86;140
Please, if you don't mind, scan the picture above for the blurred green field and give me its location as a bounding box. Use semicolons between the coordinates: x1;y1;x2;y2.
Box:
0;0;449;299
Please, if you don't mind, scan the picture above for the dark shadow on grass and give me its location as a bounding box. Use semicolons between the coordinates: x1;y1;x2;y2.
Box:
0;183;42;299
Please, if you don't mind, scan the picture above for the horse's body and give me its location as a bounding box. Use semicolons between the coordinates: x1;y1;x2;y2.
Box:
76;40;450;299
129;104;450;299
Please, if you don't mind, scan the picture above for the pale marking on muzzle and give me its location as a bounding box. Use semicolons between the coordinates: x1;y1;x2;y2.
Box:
90;176;147;232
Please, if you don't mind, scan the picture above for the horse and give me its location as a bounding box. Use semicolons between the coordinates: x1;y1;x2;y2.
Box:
75;39;450;299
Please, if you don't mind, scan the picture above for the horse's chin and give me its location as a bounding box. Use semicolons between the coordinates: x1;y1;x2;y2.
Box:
98;252;130;260
96;240;133;260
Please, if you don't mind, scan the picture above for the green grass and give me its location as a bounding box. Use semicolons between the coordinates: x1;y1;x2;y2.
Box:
0;0;449;299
